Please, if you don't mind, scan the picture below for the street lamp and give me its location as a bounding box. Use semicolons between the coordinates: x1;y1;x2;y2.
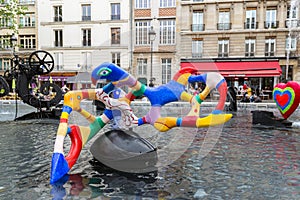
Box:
10;33;17;55
148;26;156;87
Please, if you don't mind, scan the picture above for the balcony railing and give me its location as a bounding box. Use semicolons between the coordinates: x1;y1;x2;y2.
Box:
54;41;63;47
244;22;258;29
265;51;275;57
217;23;231;30
245;52;255;57
82;40;91;46
192;53;202;58
264;21;279;29
218;52;229;58
285;19;300;28
82;16;91;21
111;15;120;20
54;65;64;71
191;24;205;31
54;16;62;22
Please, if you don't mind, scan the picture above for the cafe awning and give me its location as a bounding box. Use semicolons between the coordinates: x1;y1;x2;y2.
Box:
180;61;282;77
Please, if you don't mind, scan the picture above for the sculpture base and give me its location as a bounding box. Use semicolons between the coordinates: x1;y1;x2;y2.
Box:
90;129;158;174
252;110;292;128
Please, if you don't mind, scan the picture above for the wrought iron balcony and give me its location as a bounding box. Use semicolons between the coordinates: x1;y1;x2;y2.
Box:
192;53;202;58
218;52;228;58
245;52;255;57
244;22;258;29
264;21;279;29
217;23;231;30
285;19;300;28
82;16;91;21
54;16;62;22
111;15;120;20
191;24;205;32
265;51;275;57
54;41;63;47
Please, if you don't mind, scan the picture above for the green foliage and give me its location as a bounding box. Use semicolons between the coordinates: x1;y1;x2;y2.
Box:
0;0;28;33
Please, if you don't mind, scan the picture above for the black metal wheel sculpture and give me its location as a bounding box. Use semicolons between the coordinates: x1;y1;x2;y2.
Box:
29;50;54;75
39;82;63;107
0;76;9;97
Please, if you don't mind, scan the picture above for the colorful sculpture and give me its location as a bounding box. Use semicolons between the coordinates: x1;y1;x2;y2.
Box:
273;81;300;119
50;62;232;184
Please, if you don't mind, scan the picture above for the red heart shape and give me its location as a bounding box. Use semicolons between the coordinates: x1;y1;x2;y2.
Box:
273;81;300;119
276;93;289;107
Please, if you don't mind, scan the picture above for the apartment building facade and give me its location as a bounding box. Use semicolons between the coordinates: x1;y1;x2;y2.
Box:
0;0;37;76
132;0;177;86
178;0;300;91
37;0;130;88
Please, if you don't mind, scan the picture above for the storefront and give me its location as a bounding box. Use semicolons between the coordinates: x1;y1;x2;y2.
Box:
180;59;282;93
38;72;77;88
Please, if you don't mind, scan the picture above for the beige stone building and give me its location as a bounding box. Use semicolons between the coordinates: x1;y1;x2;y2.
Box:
178;0;300;92
0;0;37;76
132;0;177;86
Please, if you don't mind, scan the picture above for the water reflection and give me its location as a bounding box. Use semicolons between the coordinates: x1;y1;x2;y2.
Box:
0;104;300;199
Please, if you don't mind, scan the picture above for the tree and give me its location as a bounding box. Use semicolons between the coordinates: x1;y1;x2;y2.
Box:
0;0;27;34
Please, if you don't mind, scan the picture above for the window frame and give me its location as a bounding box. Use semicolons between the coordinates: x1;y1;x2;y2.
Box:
111;3;120;20
54;29;63;47
82;28;91;47
160;19;175;45
161;58;172;84
82;4;91;21
218;39;229;57
192;40;203;58
111;27;121;45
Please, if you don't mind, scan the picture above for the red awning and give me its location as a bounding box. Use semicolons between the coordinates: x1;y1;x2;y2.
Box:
180;61;282;77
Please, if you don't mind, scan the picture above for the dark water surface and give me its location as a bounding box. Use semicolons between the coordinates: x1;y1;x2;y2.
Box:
0;102;300;199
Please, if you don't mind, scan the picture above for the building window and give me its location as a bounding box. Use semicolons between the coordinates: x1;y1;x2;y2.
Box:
161;58;171;84
287;4;298;19
54;6;62;22
286;36;297;51
192;40;203;58
112;52;121;67
19;35;36;49
111;3;120;20
192;11;204;31
137;58;147;76
0;35;10;49
111;28;120;45
160;0;175;8
218;39;229;57
82;29;91;46
160;20;175;45
81;52;92;71
265;38;276;57
0;58;10;71
54;52;63;70
286;5;299;28
265;9;277;28
0;17;12;28
82;4;91;21
135;21;150;45
245;39;255;57
19;13;35;27
245;9;257;29
218;11;231;30
135;0;150;9
54;30;63;47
